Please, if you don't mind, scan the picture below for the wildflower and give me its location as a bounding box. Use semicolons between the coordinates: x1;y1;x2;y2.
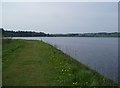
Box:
73;82;78;85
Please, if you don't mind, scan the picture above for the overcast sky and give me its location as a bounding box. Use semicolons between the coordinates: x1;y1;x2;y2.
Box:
0;2;2;28
2;2;118;33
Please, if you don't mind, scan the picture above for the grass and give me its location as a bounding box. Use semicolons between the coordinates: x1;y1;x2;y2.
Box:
2;39;117;86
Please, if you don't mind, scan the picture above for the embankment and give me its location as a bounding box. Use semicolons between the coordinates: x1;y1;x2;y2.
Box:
2;39;117;86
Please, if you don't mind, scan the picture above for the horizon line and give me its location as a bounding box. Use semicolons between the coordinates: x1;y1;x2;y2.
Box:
2;28;119;34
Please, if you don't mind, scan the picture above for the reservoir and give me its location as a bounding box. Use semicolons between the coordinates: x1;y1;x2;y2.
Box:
12;37;118;83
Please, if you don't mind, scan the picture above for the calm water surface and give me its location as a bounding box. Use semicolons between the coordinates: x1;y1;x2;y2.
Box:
12;37;118;83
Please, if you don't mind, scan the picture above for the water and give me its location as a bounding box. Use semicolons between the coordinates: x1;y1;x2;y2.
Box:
12;37;118;83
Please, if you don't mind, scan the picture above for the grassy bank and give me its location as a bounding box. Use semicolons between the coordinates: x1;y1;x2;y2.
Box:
2;39;117;86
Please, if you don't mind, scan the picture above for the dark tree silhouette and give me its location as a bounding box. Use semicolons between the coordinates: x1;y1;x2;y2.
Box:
1;28;119;37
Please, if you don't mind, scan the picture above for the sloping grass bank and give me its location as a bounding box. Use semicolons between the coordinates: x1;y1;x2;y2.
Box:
2;39;117;86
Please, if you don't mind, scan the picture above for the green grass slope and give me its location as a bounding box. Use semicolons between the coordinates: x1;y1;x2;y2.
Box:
2;39;117;86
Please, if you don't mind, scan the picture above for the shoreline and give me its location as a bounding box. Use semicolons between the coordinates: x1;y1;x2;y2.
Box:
44;40;118;83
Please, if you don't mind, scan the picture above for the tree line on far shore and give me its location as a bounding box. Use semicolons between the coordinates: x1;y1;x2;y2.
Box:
1;28;120;37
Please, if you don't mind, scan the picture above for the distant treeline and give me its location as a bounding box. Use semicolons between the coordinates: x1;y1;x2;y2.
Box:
1;28;47;37
1;28;120;37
